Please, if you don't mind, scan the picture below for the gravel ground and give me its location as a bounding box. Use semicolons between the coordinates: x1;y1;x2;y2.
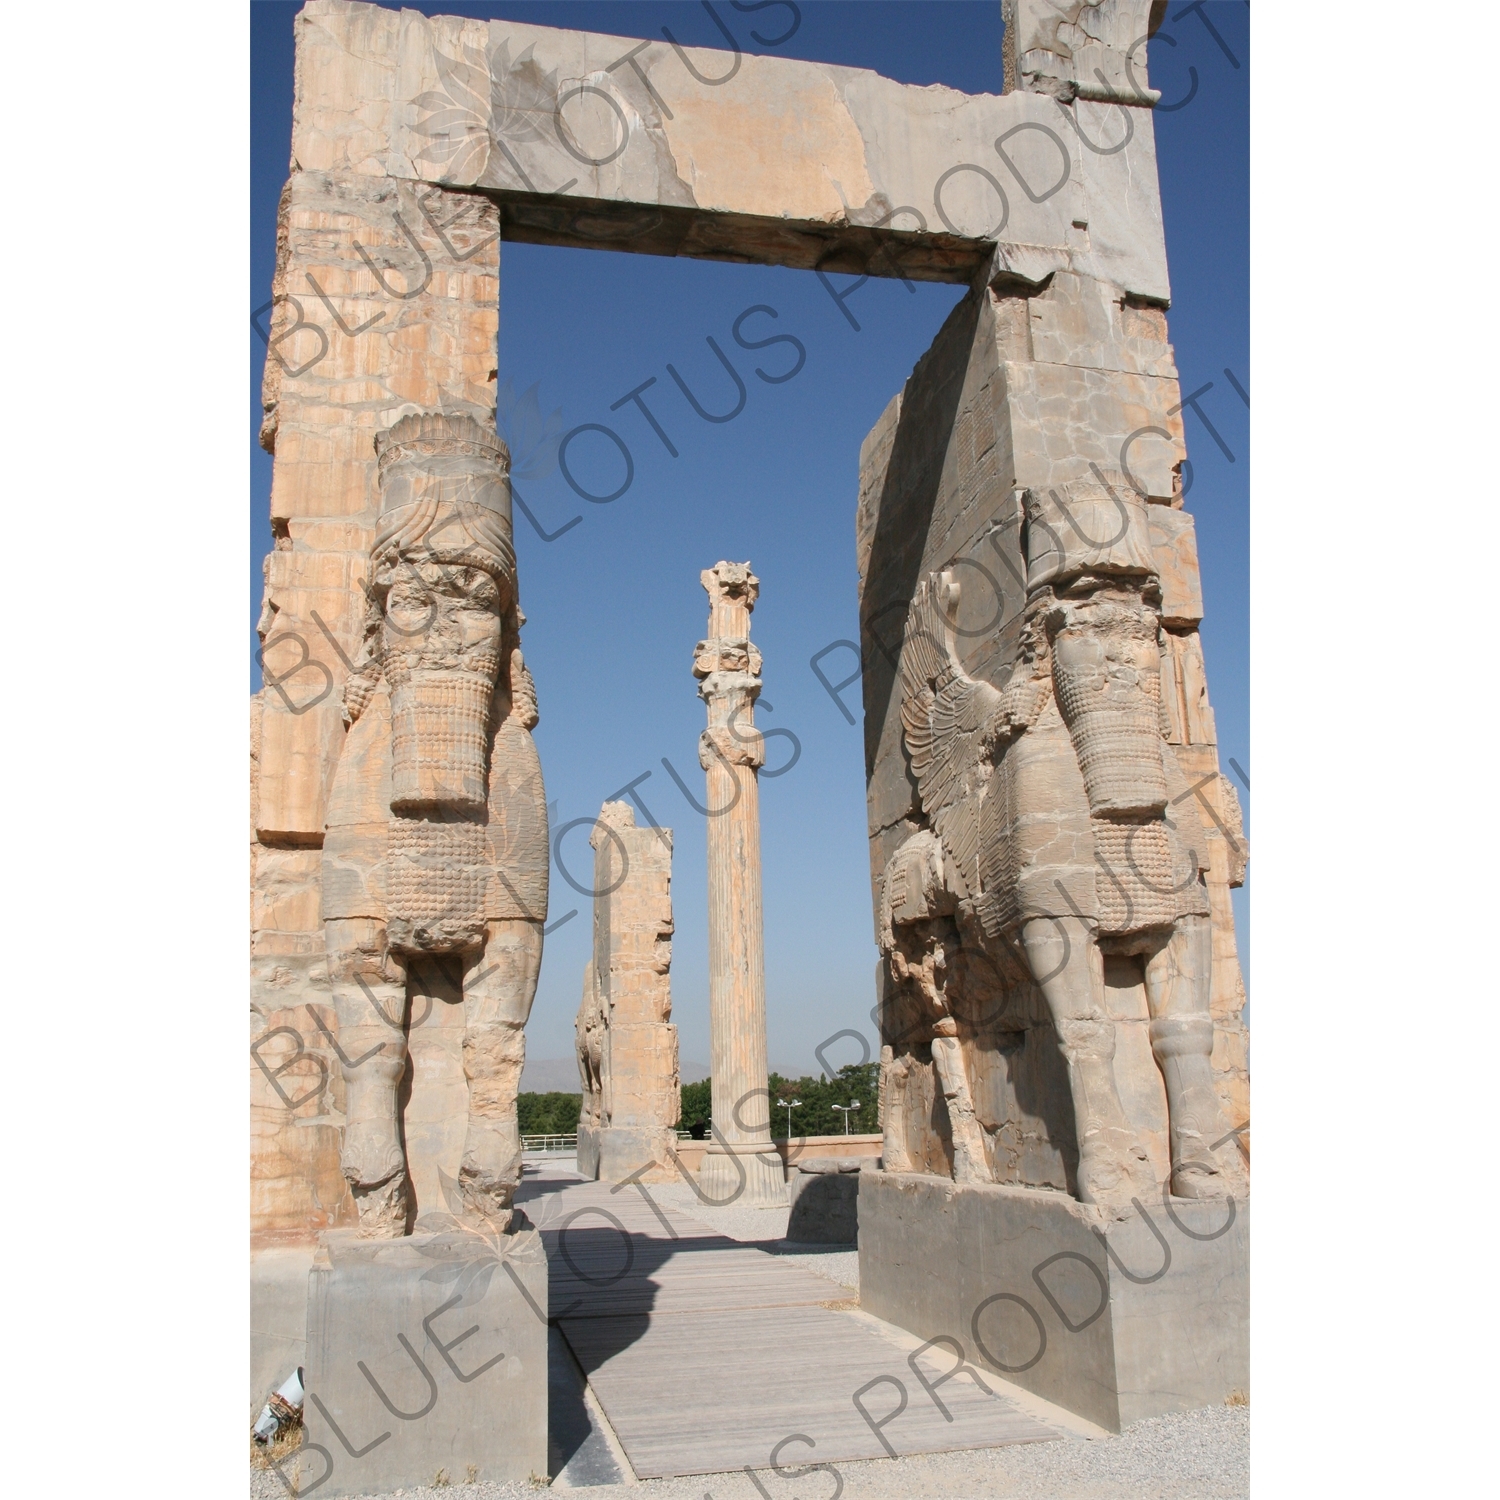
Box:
251;1403;1248;1498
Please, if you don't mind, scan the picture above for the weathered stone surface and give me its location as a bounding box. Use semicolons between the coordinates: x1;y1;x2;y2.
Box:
1147;504;1204;627
254;5;1227;1238
1159;628;1216;746
858;233;1247;1215
250;154;510;1247
319;411;549;1238
694;563;784;1208
859;1170;1248;1431
251;1244;319;1419
255;168;500;848
301;1224;548;1495
787;1160;863;1244
249;796;340;1227
1003;0;1167;105
575;802;680;1183
254;0;1248;1434
250;1000;356;1240
290;0;1170;297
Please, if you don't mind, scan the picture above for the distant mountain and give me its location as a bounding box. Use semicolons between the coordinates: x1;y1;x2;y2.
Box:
519;1057;710;1093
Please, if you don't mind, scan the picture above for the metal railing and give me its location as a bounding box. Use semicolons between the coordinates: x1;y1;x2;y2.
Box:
520;1133;577;1154
521;1130;705;1152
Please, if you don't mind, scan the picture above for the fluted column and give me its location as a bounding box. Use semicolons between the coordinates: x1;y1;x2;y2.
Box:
693;562;785;1207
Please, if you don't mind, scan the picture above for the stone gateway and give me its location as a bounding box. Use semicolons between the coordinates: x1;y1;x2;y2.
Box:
249;0;1249;1473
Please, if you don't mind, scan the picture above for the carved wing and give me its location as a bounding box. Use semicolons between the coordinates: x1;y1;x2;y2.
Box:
899;572;1004;900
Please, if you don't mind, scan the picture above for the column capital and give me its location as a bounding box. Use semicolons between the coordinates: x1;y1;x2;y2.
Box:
701;561;759;639
693;638;763;684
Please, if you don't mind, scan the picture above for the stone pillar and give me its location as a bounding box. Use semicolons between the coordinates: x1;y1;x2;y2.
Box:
692;563;785;1207
575;802;680;1183
857;265;1250;1195
251;163;503;1240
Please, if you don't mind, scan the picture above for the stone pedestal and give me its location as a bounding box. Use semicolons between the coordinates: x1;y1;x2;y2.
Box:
250;1243;318;1421
858;1172;1247;1432
695;1140;786;1208
787;1159;865;1244
575;1121;602;1179
299;1222;548;1496
593;1123;679;1183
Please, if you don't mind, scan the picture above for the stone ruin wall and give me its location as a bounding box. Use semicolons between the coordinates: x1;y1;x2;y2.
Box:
250;171;503;1240
858;271;1248;1192
575;803;680;1183
250;0;1243;1234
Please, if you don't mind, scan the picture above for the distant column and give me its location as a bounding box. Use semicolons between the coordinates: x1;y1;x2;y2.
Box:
693;562;785;1207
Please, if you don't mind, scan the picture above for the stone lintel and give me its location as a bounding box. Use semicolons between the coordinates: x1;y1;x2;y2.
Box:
294;0;1171;300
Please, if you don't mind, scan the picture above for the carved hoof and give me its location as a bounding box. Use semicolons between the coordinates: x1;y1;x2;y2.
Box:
1076;1129;1155;1209
1167;1112;1248;1199
456;1165;516;1233
458;1122;521;1231
1170;1162;1234;1199
351;1173;410;1238
341;1121;406;1191
1171;1149;1247;1200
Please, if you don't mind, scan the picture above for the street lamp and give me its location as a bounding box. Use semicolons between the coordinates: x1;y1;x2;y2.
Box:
780;1098;801;1138
833;1101;861;1135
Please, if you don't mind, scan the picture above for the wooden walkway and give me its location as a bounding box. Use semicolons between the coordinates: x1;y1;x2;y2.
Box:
515;1168;1064;1482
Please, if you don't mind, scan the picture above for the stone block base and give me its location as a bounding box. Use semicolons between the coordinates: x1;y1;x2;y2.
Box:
299;1222;548;1496
251;1243;317;1421
593;1125;677;1183
696;1141;786;1207
787;1159;864;1243
576;1122;600;1179
858;1172;1247;1431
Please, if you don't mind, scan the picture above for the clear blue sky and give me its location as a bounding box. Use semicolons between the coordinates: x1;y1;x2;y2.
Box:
250;0;1249;1074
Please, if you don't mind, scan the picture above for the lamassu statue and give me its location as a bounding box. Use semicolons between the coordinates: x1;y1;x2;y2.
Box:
321;412;549;1235
881;471;1246;1211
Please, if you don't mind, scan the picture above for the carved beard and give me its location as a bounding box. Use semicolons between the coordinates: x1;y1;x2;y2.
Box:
1047;596;1168;818
1048;593;1181;935
385;652;500;812
380;562;505;954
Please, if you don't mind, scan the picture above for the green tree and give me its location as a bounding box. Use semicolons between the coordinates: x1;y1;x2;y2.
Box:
674;1078;712;1135
671;1063;880;1141
767;1063;879;1140
516;1092;582;1135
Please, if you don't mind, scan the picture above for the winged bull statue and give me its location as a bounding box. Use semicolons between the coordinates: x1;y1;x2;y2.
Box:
877;471;1246;1212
